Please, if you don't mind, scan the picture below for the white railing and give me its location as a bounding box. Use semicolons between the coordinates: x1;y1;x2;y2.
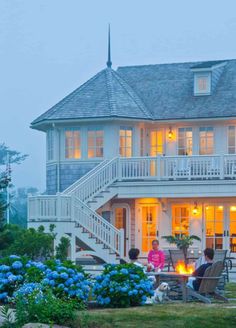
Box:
73;197;124;256
120;154;236;180
28;194;71;221
66;157;119;202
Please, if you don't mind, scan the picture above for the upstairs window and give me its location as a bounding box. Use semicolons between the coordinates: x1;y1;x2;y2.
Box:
65;129;81;159
199;127;214;155
47;130;54;161
228;126;236;154
178;127;192;155
88;128;104;158
120;127;132;157
194;73;211;95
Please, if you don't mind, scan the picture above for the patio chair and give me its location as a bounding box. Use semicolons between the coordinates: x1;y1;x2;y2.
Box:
214;249;229;282
187;261;228;303
207;157;220;178
169;249;186;270
173;159;191;180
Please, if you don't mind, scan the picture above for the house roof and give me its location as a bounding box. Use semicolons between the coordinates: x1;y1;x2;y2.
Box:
31;59;236;128
117;59;236;120
31;68;151;126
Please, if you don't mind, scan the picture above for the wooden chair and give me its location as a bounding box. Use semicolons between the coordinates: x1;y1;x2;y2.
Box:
169;249;185;270
214;249;229;281
187;261;228;303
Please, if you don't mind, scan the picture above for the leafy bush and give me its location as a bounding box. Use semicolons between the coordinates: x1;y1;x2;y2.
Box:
15;288;76;327
41;259;91;308
0;256;91;308
93;263;154;308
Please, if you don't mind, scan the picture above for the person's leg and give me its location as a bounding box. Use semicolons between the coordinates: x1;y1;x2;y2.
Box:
187;277;196;289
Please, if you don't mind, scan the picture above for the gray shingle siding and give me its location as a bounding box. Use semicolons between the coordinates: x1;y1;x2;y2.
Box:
46;162;99;194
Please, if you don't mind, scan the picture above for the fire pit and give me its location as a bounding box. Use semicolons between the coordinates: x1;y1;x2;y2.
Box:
175;260;195;274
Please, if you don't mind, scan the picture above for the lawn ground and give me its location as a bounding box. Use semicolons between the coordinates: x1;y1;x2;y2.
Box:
75;283;236;328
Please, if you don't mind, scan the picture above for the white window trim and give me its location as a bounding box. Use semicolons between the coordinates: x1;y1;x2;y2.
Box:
64;128;81;160
119;126;133;157
87;127;104;159
194;73;211;96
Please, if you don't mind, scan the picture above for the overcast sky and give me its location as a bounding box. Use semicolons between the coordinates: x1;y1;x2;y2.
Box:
1;0;236;191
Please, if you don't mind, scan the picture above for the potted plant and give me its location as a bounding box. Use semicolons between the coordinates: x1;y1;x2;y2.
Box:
162;234;201;265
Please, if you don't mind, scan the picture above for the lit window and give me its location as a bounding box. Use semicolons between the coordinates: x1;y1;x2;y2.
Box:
88;128;104;158
228;126;236;154
194;74;211;95
199;127;214;155
47;130;54;161
178;127;192;155
150;130;163;156
65;129;81;159
120;127;132;157
172;206;190;236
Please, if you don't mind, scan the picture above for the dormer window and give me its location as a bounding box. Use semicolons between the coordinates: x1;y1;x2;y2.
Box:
194;73;211;96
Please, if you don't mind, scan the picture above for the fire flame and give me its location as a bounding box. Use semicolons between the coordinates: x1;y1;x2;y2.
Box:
175;260;195;274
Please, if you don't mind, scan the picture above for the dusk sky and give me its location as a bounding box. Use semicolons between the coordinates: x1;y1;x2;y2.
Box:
1;0;236;191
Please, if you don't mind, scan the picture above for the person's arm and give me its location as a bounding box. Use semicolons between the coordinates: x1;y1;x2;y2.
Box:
147;251;152;263
192;265;203;277
159;251;165;269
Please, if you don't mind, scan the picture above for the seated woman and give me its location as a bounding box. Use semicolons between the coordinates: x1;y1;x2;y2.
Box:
148;240;165;272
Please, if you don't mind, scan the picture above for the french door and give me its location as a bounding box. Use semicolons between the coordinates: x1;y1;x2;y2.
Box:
149;130;163;176
205;205;224;250
204;204;236;254
225;206;236;255
141;205;158;253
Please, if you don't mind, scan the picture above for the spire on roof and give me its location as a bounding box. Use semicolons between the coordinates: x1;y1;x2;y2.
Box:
106;24;112;68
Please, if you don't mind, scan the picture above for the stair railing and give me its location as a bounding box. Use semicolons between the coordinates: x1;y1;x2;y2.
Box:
73;197;124;256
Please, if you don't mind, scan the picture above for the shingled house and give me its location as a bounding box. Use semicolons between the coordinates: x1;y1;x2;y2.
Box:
28;45;236;262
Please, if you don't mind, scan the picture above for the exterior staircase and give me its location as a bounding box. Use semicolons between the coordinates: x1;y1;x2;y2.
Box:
28;158;124;263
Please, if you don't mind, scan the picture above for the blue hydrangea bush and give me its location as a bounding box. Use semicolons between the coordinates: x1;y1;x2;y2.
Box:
0;255;91;307
93;264;154;308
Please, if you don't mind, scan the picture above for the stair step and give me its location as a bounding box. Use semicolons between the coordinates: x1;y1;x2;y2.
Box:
87;200;98;204
101;190;110;193
94;195;104;198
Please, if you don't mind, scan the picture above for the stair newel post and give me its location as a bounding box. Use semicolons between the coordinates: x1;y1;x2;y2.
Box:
118;157;122;181
119;228;125;258
56;192;61;221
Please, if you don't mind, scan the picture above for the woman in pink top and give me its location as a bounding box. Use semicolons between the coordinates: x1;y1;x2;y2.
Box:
148;240;165;271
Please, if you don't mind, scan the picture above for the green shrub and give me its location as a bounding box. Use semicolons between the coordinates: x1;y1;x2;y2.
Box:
15;289;76;327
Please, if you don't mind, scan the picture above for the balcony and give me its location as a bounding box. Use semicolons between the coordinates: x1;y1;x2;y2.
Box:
119;154;236;180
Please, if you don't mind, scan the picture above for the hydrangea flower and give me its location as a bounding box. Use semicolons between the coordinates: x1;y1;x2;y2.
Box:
11;261;23;270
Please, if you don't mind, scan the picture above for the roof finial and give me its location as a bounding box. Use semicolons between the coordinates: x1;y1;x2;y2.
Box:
106;24;112;68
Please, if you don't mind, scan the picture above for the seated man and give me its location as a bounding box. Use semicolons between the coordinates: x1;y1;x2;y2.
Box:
188;248;214;291
148;240;165;272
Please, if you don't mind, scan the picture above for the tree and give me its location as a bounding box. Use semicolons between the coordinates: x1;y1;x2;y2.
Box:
56;236;71;261
0;143;28;225
0;225;55;260
0;143;28;166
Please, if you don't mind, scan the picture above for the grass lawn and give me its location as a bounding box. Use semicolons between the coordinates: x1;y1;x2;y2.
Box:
75;283;236;328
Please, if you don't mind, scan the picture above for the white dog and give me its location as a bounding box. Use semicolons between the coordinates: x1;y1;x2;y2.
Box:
152;282;170;303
